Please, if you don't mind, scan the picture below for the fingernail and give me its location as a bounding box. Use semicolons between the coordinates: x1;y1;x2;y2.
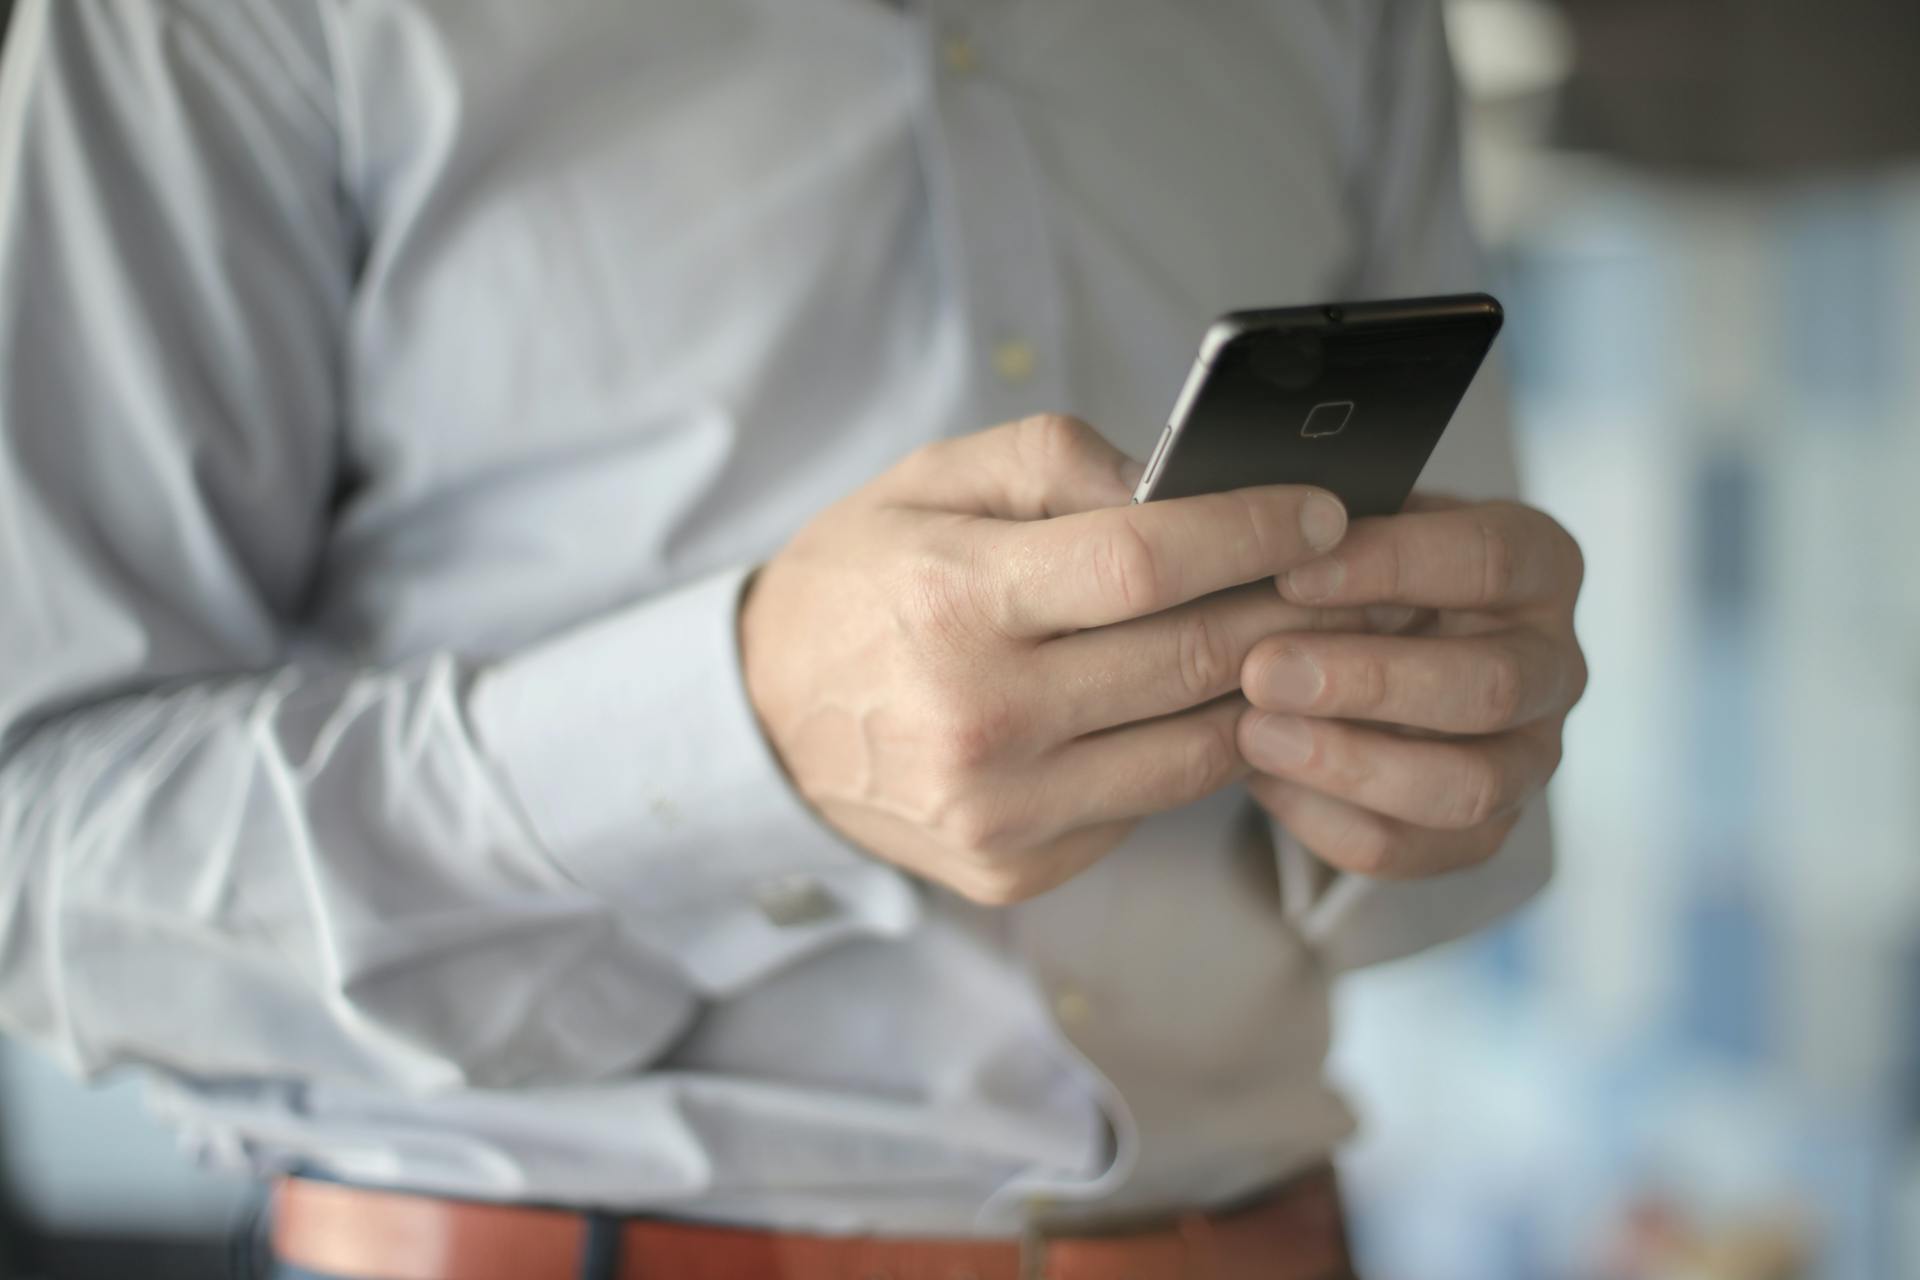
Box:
1286;558;1344;603
1299;493;1347;552
1257;648;1324;709
1248;713;1315;769
1365;605;1419;633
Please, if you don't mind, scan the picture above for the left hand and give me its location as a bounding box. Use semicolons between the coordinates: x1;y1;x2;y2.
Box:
1237;495;1586;879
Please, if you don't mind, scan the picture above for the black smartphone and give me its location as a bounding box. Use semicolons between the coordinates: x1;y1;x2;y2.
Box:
1131;293;1503;517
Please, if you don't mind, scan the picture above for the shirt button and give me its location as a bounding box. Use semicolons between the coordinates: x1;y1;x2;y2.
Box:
752;875;841;928
940;33;978;76
1052;986;1094;1028
991;339;1037;385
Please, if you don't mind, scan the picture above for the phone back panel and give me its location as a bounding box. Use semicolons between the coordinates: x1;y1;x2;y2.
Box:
1135;294;1502;518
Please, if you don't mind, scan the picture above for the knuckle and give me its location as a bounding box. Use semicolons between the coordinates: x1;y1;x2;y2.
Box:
1560;523;1587;594
932;716;997;771
1448;752;1507;830
1476;517;1518;604
953;858;1031;906
898;546;974;636
1382;533;1411;602
937;790;1024;854
1335;811;1399;878
1306;730;1361;792
1179;716;1242;796
1476;647;1527;729
1230;488;1282;567
1017;412;1094;463
901;537;1018;647
1176;611;1233;702
926;693;1020;770
1342;650;1392;716
895;439;945;488
1091;518;1165;616
1568;646;1591;706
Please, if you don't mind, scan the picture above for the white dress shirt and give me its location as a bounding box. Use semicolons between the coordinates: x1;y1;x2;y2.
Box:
0;0;1551;1235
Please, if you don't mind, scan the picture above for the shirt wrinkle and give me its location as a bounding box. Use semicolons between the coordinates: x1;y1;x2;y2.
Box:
0;0;1549;1236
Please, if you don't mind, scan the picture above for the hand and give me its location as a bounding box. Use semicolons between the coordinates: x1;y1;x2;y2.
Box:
741;414;1367;904
1237;495;1587;879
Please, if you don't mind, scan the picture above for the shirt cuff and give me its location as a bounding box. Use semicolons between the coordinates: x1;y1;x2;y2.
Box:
1272;798;1555;973
469;565;922;995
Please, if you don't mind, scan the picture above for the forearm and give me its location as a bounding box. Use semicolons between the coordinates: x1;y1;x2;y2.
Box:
0;571;921;1090
0;656;695;1091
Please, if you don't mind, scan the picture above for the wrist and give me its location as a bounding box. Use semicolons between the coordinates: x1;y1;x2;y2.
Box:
736;566;788;777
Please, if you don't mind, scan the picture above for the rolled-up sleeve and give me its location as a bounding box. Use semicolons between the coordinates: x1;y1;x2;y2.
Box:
0;0;915;1096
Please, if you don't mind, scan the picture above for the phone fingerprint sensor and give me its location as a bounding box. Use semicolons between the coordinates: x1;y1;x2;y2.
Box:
1301;400;1355;438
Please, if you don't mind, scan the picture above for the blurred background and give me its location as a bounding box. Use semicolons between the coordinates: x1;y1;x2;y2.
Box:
1337;3;1920;1279
0;2;1916;1278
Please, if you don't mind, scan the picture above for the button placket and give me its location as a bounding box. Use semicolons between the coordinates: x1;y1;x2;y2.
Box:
911;3;1069;428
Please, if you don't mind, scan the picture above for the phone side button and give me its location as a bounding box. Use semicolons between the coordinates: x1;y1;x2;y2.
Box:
1134;424;1176;503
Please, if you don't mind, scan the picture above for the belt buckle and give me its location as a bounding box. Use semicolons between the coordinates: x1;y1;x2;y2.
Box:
1018;1213;1077;1280
1017;1220;1050;1280
1017;1206;1160;1280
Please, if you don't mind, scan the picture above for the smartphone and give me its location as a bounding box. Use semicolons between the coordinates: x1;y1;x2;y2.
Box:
1132;293;1503;517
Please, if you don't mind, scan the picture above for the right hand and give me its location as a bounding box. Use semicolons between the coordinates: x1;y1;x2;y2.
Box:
740;414;1354;904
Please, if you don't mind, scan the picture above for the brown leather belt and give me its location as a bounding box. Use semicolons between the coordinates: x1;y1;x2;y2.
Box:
272;1167;1354;1280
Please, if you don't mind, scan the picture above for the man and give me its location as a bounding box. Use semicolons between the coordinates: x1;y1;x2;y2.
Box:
0;2;1585;1277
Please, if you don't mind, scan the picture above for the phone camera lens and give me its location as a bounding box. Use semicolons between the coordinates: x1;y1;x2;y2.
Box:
1324;306;1344;323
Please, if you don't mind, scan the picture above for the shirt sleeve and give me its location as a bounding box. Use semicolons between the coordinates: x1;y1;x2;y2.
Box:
0;0;916;1094
1275;1;1554;971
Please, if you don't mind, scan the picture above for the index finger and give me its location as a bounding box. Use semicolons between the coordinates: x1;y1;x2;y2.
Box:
1277;501;1582;612
984;485;1348;636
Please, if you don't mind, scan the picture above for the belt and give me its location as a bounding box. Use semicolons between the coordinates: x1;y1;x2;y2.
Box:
271;1168;1354;1280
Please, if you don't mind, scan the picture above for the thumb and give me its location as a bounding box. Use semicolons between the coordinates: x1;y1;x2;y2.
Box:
884;413;1142;520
